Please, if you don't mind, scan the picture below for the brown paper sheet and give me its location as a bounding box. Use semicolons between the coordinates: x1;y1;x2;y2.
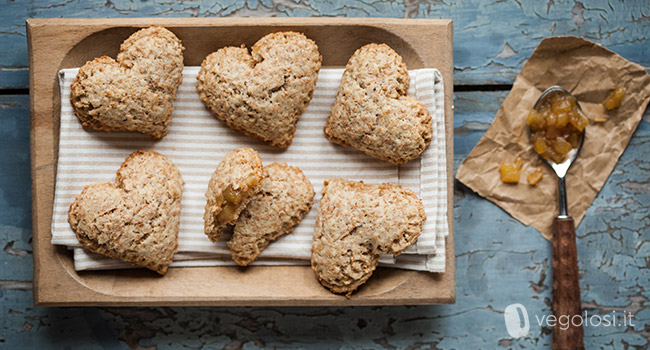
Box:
456;36;650;240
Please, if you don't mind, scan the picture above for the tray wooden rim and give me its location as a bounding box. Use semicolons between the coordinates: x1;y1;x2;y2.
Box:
28;17;455;306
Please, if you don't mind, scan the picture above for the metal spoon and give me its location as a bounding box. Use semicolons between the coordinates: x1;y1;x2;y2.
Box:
531;86;585;350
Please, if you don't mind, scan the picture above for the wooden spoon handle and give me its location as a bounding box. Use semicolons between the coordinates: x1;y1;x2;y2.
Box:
552;217;584;350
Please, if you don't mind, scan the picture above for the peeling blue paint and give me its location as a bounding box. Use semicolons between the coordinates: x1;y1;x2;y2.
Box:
0;0;649;88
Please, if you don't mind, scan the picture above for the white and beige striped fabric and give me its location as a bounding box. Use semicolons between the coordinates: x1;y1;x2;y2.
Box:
52;67;449;273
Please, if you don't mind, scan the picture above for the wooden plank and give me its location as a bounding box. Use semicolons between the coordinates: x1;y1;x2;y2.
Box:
0;69;29;90
0;95;31;231
2;0;649;89
28;17;455;306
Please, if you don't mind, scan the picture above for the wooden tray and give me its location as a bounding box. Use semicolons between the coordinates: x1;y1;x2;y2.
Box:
28;17;455;306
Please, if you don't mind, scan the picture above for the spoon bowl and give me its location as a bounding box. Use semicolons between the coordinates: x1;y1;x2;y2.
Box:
532;86;585;178
531;86;585;216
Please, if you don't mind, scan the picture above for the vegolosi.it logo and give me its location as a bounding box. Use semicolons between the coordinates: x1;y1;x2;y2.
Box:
504;303;530;338
503;303;635;339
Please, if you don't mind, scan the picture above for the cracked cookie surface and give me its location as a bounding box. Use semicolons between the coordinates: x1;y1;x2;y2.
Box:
196;31;321;147
68;150;184;274
311;179;426;296
228;163;314;266
70;26;184;138
325;43;432;164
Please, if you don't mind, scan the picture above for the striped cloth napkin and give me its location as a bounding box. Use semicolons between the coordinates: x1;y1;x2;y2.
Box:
52;67;449;272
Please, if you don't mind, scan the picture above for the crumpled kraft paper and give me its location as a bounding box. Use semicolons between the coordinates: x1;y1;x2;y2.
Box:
456;36;650;240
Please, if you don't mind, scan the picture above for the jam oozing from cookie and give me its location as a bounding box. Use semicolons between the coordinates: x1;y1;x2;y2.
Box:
526;92;586;164
216;174;261;225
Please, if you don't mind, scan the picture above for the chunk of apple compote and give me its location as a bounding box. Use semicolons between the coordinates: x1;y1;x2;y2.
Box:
527;167;544;186
500;157;523;184
526;91;585;164
604;86;626;110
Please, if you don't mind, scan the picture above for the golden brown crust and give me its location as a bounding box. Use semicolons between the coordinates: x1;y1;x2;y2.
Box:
311;179;426;296
228;163;314;266
196;31;322;148
324;43;433;164
204;148;264;242
68;150;184;274
70;26;184;138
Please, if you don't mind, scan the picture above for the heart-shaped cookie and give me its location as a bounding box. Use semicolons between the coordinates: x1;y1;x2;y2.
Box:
68;150;184;274
325;43;433;164
196;31;322;148
311;179;425;296
228;162;314;266
204;148;263;242
70;26;184;138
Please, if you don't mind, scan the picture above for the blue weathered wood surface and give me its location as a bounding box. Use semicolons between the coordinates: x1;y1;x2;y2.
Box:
1;0;649;88
1;0;649;349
